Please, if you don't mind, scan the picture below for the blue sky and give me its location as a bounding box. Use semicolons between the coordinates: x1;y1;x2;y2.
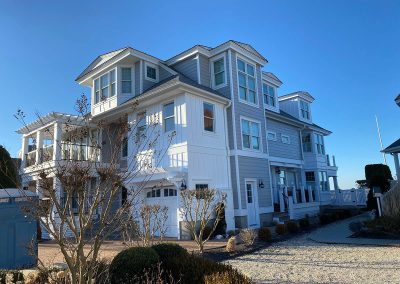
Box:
0;0;399;188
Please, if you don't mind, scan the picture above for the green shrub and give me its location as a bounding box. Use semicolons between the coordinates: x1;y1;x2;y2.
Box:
286;221;299;234
109;247;159;283
226;230;236;236
258;227;272;241
152;243;188;264
275;224;287;235
299;218;310;228
364;216;400;234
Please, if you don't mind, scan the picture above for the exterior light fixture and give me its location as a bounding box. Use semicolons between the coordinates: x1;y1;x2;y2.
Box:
259;179;265;189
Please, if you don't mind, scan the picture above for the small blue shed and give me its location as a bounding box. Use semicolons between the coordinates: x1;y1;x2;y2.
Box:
0;188;38;269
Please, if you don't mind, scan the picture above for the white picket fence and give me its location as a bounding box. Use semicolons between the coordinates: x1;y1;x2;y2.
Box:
320;188;368;206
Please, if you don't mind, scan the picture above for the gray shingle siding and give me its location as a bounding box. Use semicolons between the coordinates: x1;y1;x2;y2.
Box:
198;54;210;87
238;156;272;209
230;51;267;153
171;55;198;83
134;61;140;96
159;65;173;81
230;156;239;209
267;119;302;160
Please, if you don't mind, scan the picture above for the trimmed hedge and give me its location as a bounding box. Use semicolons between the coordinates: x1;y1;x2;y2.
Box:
299;218;310;228
258;227;272;242
109;247;159;283
286;221;299;234
275;224;287;235
151;243;188;264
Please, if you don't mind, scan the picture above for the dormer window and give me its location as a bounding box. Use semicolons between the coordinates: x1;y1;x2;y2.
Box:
145;62;159;82
263;83;276;107
300;100;310;120
121;68;132;93
211;55;226;89
100;74;109;101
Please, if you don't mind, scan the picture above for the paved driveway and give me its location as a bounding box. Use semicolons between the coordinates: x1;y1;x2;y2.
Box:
225;217;400;284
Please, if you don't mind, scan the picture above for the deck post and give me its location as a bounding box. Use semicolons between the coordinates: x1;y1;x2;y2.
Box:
300;186;306;203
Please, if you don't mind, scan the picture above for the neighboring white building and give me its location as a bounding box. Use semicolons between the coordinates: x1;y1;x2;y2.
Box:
18;40;340;238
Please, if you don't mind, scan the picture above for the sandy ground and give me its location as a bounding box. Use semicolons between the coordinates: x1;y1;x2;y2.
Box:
38;239;226;265
225;234;400;284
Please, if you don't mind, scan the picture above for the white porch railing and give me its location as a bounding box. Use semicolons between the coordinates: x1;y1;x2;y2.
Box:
320;189;368;206
278;186;319;213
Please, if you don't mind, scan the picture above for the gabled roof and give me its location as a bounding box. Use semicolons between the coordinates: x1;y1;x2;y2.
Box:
76;47;128;82
230;40;267;62
262;71;283;86
166;40;267;65
279;91;315;103
382;138;400;153
75;47;165;83
266;109;331;135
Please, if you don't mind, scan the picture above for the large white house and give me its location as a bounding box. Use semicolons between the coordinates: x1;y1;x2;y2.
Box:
17;40;339;238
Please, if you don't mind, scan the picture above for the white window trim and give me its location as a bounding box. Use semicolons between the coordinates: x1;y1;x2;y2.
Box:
262;81;279;111
281;134;291;144
236;55;259;108
93;67;118;105
267;131;277;141
144;62;159;83
163;101;175;133
240;116;262;152
202;101;216;134
210;53;227;89
120;65;134;95
299;100;312;121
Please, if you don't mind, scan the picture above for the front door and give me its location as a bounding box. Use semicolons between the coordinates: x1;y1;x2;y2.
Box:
246;181;258;227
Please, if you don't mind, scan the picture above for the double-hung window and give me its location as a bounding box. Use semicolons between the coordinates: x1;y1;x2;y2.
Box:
237;59;257;105
110;69;116;96
136;112;146;142
212;57;225;88
314;134;325;154
300;100;310;120
121;68;132;93
305;171;316;190
94;79;100;104
302;133;312;152
241;119;260;151
263;83;275;107
203;102;215;132
163;102;175;132
100;73;109;100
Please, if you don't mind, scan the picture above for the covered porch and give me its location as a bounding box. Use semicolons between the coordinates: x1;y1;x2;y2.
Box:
382;138;400;181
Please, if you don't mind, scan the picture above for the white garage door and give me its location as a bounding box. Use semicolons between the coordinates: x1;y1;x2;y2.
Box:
145;188;178;238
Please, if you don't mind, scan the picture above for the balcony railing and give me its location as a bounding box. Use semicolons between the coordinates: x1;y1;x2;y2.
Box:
25;151;36;167
326;154;337;167
40;145;54;163
61;143;100;162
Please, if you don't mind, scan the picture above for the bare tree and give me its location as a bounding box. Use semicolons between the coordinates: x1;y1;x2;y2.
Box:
10;94;175;284
135;204;169;247
179;188;225;253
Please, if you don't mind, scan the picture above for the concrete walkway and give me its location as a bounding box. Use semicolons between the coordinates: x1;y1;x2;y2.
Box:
309;213;400;246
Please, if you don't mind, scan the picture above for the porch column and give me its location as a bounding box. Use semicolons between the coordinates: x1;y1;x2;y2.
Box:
333;176;339;190
35;130;43;165
53;122;62;161
393;153;400;180
21;135;29;169
300;186;306;203
308;186;313;202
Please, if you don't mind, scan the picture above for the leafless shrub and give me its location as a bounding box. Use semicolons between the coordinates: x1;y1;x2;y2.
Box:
9;94;175;284
180;188;225;253
137;204;169;247
239;228;256;247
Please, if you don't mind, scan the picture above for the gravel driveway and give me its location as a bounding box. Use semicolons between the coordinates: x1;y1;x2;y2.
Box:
225;234;400;284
